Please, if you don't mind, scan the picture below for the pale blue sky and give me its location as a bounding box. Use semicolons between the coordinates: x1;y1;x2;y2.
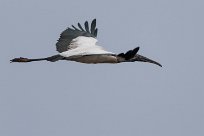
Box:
0;0;203;136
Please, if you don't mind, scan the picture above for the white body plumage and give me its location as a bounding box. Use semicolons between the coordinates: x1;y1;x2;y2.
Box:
59;36;118;63
59;36;114;58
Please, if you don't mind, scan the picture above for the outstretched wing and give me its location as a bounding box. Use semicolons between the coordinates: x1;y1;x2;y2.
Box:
56;19;98;53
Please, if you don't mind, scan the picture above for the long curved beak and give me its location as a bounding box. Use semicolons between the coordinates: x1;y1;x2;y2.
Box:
131;54;162;67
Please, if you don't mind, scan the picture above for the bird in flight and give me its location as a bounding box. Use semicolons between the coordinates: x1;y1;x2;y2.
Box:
11;19;162;67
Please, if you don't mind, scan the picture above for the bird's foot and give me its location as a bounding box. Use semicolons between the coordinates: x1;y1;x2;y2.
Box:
10;57;31;63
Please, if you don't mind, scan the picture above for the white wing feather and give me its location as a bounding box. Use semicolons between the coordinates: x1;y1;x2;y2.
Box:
59;36;114;57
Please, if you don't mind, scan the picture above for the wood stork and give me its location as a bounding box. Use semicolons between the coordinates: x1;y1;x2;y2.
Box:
11;19;162;67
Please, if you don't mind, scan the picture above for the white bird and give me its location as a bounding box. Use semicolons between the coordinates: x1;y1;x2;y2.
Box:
11;19;162;67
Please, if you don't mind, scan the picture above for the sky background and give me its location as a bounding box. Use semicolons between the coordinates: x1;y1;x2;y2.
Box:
0;0;203;136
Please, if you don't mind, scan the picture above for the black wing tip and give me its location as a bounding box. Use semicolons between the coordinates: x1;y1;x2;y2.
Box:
78;22;85;31
85;21;89;26
92;18;96;22
77;19;97;35
84;21;90;33
117;47;140;60
94;28;98;37
71;25;79;31
124;47;140;60
133;47;140;53
91;18;97;36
